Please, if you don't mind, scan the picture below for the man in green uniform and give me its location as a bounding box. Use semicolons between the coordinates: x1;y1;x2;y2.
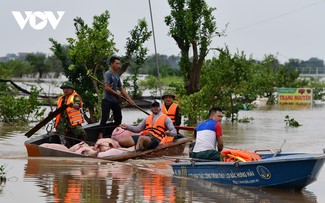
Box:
55;81;87;147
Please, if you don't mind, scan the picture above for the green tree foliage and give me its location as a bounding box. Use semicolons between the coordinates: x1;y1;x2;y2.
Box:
175;47;303;125
0;164;6;183
0;87;45;124
165;0;224;94
1;60;33;78
0;62;45;124
142;54;181;77
285;57;325;74
123;19;152;98
284;115;302;127
181;48;257;124
0;62;13;79
25;53;50;78
50;10;116;123
139;75;159;97
302;78;325;100
46;55;63;77
50;11;152;123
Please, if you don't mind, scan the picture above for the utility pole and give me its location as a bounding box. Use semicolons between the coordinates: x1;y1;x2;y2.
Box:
148;0;162;97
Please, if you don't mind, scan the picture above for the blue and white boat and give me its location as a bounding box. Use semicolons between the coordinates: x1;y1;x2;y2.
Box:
171;150;325;190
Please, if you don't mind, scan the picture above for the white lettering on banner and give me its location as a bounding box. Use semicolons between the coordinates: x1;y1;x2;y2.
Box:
11;11;65;30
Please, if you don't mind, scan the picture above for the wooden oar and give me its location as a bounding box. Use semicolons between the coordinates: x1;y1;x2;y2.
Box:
121;96;149;115
175;126;195;131
162;156;216;162
86;71;150;115
25;104;70;138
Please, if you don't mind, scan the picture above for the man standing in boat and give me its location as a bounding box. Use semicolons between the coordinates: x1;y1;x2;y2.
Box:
118;100;177;150
99;56;135;139
161;91;181;126
55;81;87;147
190;107;224;161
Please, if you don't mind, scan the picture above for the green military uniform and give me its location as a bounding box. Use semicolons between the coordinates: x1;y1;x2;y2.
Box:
56;81;87;147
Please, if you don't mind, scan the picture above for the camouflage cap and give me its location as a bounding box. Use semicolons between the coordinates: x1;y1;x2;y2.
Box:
162;91;175;99
60;81;75;89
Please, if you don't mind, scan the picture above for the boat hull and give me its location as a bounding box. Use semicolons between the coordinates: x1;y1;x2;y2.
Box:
172;153;325;190
25;122;192;161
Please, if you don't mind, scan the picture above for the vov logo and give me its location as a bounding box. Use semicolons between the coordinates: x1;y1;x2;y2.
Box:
11;11;65;30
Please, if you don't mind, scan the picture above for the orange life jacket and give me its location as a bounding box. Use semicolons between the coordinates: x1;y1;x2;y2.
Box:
54;93;84;128
162;103;178;123
141;114;168;141
221;149;262;162
53;178;81;203
143;173;175;203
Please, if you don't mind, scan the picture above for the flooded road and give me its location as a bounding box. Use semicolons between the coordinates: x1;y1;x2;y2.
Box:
1;104;325;202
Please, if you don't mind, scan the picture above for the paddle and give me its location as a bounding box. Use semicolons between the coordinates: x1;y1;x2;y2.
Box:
86;71;150;115
162;156;216;162
121;96;149;115
25;104;70;138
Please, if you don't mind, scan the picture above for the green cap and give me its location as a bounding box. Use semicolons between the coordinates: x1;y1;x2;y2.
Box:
162;91;175;99
60;81;75;89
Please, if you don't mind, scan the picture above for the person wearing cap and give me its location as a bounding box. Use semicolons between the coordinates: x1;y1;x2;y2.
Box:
54;81;87;147
161;91;181;126
99;56;135;139
118;100;177;151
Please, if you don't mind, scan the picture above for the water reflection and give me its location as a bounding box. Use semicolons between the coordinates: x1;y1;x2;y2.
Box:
172;176;318;203
25;158;131;202
24;158;178;202
23;158;320;203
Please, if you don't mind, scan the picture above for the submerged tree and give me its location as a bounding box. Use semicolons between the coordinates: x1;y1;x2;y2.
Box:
176;47;302;125
178;47;258;124
165;0;224;95
165;0;225;125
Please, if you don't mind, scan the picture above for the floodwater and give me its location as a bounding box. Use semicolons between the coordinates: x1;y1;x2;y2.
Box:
1;104;325;203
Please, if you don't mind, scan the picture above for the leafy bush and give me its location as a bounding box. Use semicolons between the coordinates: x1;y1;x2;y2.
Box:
284;115;302;127
0;87;45;124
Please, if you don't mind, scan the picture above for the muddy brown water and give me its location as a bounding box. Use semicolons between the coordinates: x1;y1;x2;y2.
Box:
1;105;325;202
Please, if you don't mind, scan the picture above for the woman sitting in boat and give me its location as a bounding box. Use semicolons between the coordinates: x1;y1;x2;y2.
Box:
190;107;224;161
118;100;177;151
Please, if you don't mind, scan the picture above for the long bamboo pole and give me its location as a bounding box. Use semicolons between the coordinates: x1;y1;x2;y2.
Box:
86;71;150;115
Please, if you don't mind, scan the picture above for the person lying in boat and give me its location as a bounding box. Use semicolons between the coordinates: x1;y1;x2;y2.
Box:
190;107;224;161
40;138;133;158
118;100;177;151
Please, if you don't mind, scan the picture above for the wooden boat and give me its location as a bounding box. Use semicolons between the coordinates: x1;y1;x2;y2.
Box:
171;149;325;190
24;122;192;161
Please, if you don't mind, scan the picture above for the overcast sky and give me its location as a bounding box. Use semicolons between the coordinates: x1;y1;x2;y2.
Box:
1;0;324;63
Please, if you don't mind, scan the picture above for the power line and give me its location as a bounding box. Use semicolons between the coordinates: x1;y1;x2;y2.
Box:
217;0;325;36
